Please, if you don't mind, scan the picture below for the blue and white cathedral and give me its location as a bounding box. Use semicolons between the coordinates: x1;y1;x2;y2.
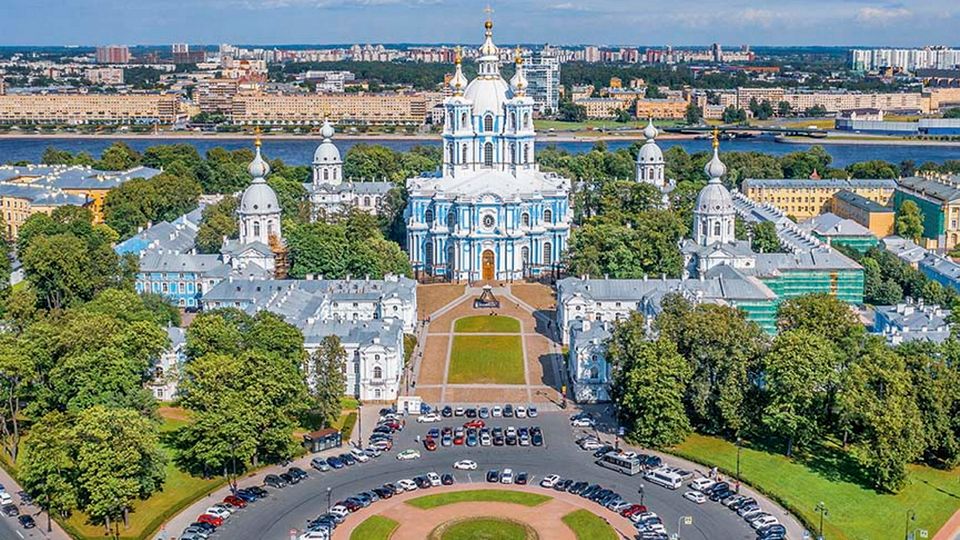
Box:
405;17;572;281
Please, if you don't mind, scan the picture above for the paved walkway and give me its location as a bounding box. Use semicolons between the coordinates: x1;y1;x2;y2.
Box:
332;483;637;540
0;460;70;540
933;508;960;540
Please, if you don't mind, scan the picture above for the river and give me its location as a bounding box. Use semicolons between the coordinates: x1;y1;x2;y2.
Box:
1;135;958;168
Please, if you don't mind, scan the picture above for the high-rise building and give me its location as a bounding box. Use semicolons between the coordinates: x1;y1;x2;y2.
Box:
522;46;560;114
584;46;601;63
96;45;130;64
172;43;189;54
711;43;723;62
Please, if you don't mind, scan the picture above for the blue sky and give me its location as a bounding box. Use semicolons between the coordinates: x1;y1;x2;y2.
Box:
1;0;957;47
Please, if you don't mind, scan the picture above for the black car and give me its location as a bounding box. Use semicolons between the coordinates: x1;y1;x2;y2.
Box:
18;515;35;529
515;472;528;485
555;479;573;491
414;476;431;489
372;487;392;499
568;481;587;495
280;472;297;485
233;489;258;503
580;484;599;498
486;469;500;483
383;483;401;495
493;434;505;446
441;406;453;417
709;488;733;502
340;453;357;466
503;404;514;417
593;445;616;458
441;474;455;486
465;408;477;418
1;504;18;517
16;492;33;506
505;433;518;446
644;455;663;468
190;521;217;534
531;431;544;446
264;474;286;488
247;486;269;498
373;425;393;435
288;467;308;481
730;497;755;510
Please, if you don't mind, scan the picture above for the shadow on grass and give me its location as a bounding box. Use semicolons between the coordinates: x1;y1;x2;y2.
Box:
745;433;875;491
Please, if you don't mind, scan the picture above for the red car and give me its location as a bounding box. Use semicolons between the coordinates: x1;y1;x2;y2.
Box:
621;504;647;517
223;495;247;508
197;514;223;528
453;434;465;445
424;437;437;451
463;419;485;429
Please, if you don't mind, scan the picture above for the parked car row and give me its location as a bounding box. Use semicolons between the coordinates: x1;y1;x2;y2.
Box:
310;445;388;473
303;471;458;539
683;479;786;540
538;474;667;540
570;411;597;428
418;404;540;423
423;425;545;450
179;485;272;539
0;487;34;530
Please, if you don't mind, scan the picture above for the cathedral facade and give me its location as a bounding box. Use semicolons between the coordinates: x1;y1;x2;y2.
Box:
404;18;572;282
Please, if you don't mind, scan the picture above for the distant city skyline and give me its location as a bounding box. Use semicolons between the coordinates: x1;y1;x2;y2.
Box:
1;0;958;47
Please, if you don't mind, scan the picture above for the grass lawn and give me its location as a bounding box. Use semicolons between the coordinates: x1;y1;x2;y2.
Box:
448;335;525;384
350;515;399;540
561;509;618;540
454;315;521;333
61;408;224;540
406;489;551;509
670;433;960;540
435;518;533;540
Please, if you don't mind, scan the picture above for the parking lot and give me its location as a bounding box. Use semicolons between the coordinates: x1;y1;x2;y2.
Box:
177;409;789;540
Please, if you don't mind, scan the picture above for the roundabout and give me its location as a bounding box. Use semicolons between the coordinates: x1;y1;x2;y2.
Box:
341;485;623;540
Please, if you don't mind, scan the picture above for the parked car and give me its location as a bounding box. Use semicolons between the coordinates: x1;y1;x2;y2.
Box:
491;406;502;417
311;457;331;472
478;407;490;418
571;417;595;427
688;478;715;492
196;514;223;528
427;472;442;487
528;406;538;418
288;467;309;481
264;475;286;488
441;406;453;417
515;472;528;485
424;437;438;451
1;504;19;517
418;413;441;423
454;459;478;470
464;419;485;429
500;468;514;484
486;470;500;483
223;495;247;508
503;404;514;417
396;449;421;461
683;491;706;504
540;474;560;488
441;474;455;486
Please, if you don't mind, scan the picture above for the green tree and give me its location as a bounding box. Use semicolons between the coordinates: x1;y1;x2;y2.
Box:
656;295;767;436
777;101;793;117
19;412;79;528
684;102;703;125
0;333;32;460
104;172;202;238
41;146;77;165
750;221;782;253
902;340;960;468
762;330;840;456
96;142;142;171
609;314;692;448
895;200;924;243
837;338;924;492
846;160;899;179
73;406;166;530
558;100;587;122
722;106;747;123
305;336;348;428
196;196;239;254
777;293;864;355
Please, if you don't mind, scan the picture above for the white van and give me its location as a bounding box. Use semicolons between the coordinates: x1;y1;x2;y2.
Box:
644;468;684;490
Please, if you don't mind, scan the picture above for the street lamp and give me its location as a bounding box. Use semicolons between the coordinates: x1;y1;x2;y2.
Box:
815;501;828;540
904;509;916;540
326;487;332;512
735;436;742;494
638;483;645;507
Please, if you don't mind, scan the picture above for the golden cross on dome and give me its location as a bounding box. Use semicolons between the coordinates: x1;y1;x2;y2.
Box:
455;45;463;63
254;126;262;147
515;45;523;63
484;4;493;17
712;126;720;149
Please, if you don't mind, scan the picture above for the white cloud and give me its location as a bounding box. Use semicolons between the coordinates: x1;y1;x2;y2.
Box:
855;6;911;23
740;8;773;27
549;2;593;11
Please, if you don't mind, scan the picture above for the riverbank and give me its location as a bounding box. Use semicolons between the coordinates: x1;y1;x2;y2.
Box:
0;130;698;143
777;135;960;147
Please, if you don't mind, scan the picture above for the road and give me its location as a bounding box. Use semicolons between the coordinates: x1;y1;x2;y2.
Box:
0;459;70;540
190;410;796;540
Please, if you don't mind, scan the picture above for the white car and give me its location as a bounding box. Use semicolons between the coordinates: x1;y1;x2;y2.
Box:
528;406;538;418
299;532;330;540
515;406;527;418
204;507;230;520
688;478;716;492
427;472;442;486
580;439;604;451
329;505;350;518
454;459;478;470
397;479;418;492
571;417;595;427
683;491;706;504
396;449;421;461
380;413;401;422
540;474;560;488
742;509;767;522
0;492;12;505
454;406;465;416
491;406;503;417
417;413;441;423
350;448;370;463
752;516;779;530
500;468;514;484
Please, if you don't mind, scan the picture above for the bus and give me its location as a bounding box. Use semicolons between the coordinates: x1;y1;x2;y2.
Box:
596;451;642;476
643;468;684;490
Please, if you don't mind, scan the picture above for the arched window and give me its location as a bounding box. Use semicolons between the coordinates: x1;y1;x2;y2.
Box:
363;196;371;206
425;241;434;267
543;242;552;263
483;143;493;167
373;366;382;379
375;197;381;206
484;114;493;132
461;144;469;164
509;145;515;164
713;221;721;236
523;143;530;163
543;209;553;224
701;221;708;236
323;169;329;181
447;212;455;228
521;213;530;227
447;142;454;162
267;221;274;237
253;221;261;237
590;366;599;379
524;112;531;128
521;246;529;264
424;208;434;224
460;111;467;126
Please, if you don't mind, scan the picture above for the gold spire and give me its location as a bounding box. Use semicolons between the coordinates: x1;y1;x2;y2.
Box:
455;45;462;64
711;126;720;150
514;46;523;65
254;126;262;148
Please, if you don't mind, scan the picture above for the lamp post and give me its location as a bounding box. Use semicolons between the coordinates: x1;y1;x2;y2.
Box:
904;509;916;540
638;483;645;507
327;487;332;512
816;501;828;540
735;436;742;493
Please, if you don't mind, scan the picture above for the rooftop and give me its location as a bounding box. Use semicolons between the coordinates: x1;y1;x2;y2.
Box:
833;190;893;213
